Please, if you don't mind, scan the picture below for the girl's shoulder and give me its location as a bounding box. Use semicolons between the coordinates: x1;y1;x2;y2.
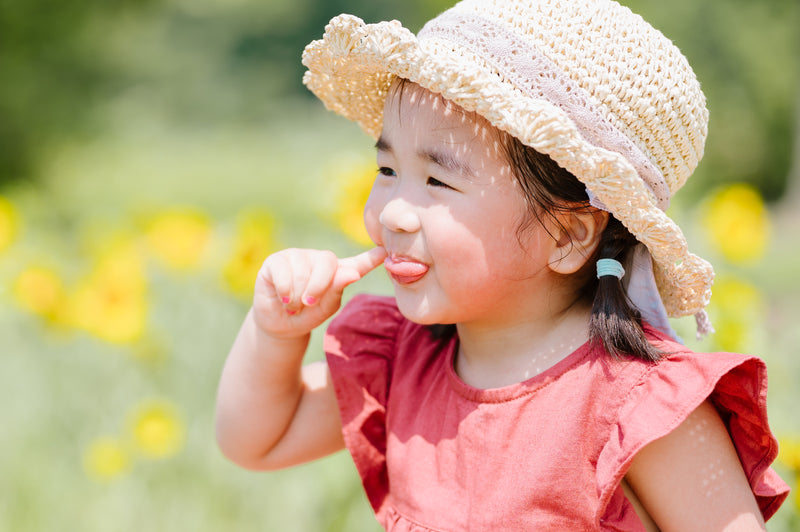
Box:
598;325;789;521
631;324;768;416
613;324;773;462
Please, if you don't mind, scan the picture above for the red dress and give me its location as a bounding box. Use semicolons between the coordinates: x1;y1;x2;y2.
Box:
324;295;789;531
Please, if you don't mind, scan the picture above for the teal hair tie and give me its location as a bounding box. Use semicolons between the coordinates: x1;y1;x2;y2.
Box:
596;258;625;279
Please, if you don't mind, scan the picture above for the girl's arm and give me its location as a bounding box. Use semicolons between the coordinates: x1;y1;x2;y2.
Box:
625;401;767;532
215;247;386;471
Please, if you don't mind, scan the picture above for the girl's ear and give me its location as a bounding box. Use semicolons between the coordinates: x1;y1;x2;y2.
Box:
547;208;608;274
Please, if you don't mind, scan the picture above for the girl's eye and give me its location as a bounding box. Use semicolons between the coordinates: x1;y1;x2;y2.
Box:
377;167;396;177
427;177;453;189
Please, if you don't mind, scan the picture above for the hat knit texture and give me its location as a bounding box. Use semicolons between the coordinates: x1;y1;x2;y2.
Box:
302;0;714;318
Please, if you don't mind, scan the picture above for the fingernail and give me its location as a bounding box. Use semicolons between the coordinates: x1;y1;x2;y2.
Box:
281;296;291;304
287;309;298;316
303;296;317;305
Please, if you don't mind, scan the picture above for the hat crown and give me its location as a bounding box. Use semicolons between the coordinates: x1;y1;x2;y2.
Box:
421;0;709;197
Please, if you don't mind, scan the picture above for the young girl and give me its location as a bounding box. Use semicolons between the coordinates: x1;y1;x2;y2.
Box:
216;0;790;529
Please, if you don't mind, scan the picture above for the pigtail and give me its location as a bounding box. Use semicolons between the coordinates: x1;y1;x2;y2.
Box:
427;323;457;340
497;131;663;362
589;218;662;361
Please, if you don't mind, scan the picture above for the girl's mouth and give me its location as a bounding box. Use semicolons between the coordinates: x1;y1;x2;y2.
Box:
384;255;429;285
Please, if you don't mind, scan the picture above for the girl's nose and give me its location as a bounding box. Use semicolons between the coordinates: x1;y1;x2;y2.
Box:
378;196;422;233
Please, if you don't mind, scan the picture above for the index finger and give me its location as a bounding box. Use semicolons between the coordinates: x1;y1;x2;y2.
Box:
334;246;387;288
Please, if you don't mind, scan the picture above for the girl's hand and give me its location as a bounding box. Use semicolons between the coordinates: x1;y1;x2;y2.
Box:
252;247;387;340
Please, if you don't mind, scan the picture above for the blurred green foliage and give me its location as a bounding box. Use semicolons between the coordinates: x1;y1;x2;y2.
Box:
0;0;162;185
2;0;796;197
0;0;450;188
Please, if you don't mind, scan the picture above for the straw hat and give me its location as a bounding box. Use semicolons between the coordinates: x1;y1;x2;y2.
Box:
302;0;714;324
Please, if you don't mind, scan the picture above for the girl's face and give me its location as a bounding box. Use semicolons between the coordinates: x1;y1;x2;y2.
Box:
364;81;561;329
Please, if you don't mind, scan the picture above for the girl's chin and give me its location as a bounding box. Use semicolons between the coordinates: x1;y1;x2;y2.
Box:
393;293;442;325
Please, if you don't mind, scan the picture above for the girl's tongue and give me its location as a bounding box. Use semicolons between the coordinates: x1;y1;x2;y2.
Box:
384;256;429;284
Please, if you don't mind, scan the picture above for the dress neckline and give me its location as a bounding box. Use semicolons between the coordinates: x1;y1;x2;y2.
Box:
444;334;596;403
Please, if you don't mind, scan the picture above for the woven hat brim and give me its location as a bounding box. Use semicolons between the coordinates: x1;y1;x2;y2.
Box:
302;14;713;317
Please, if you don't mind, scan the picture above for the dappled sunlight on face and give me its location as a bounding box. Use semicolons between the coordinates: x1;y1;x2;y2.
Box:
397;83;514;189
364;79;553;329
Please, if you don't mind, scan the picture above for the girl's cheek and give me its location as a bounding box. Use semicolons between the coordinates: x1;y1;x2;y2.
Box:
363;190;384;246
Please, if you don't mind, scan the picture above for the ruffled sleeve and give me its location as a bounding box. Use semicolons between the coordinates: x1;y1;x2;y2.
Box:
597;335;790;525
324;294;404;514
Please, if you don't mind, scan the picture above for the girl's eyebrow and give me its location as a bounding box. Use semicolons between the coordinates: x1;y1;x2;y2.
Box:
375;136;392;154
422;147;476;180
375;136;476;179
